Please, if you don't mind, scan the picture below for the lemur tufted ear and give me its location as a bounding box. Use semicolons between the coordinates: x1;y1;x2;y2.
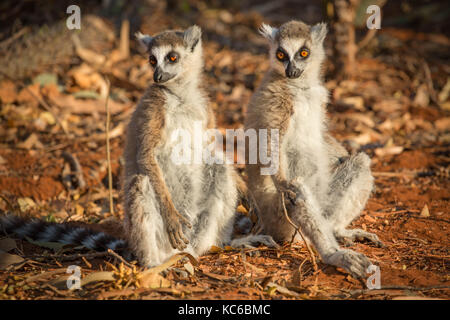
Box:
184;25;202;51
259;23;278;41
311;22;327;44
135;32;153;50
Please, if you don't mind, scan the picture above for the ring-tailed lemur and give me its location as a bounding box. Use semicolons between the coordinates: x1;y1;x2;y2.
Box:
126;25;276;266
244;20;382;279
1;25;276;267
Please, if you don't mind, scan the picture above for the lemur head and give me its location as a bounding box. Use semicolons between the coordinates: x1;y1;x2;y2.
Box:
259;20;327;80
136;25;203;84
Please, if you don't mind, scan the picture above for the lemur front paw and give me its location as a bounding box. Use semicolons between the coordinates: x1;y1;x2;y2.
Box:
277;180;304;205
335;229;384;248
164;210;192;250
324;249;372;279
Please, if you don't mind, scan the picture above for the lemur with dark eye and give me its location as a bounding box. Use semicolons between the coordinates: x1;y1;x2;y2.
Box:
244;20;383;279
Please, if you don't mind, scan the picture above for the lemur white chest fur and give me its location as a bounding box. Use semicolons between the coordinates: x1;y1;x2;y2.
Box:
282;84;329;194
155;90;208;218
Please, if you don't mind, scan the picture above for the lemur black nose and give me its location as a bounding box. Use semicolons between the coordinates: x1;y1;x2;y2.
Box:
154;72;163;83
286;69;301;79
286;63;302;79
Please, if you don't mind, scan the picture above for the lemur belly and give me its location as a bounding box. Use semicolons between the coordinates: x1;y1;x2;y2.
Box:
282;87;328;194
156;94;207;220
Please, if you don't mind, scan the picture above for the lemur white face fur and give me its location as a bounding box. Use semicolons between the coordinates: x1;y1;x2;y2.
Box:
259;21;327;80
136;26;203;84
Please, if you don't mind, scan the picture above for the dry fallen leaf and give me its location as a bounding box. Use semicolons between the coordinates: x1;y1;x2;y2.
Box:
266;282;301;297
16;133;44;150
340;96;365;111
0;80;17;104
17;197;36;212
16;83;41;108
75;204;84;217
375;146;404;157
413;84;430;108
434;117;450;132
420;204;430;217
139;252;198;288
209;245;223;253
80;271;115;286
140;272;170;289
0;250;25;270
183;262;194;276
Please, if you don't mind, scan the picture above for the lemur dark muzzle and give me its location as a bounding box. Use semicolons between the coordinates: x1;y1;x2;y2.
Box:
154;68;174;83
286;63;302;79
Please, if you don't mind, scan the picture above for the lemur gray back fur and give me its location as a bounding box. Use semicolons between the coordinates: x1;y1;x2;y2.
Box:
245;20;382;279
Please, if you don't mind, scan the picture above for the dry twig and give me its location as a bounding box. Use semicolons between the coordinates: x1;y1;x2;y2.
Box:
107;248;134;269
105;78;114;215
280;193;318;272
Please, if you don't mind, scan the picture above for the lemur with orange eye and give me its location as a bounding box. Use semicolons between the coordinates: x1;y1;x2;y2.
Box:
244;20;383;279
1;26;277;267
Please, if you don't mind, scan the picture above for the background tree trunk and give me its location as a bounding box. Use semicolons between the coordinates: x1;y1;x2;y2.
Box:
332;0;360;79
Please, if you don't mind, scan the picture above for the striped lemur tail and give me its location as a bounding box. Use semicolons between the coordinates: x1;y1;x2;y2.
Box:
0;214;131;258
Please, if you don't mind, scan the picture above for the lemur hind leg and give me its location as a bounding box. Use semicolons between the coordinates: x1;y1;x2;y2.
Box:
323;153;383;247
188;162;237;254
191;162;277;252
288;181;372;279
124;174;178;267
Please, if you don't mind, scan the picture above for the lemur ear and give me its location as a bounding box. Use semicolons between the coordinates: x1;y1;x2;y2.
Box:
184;25;202;51
135;32;153;50
259;23;278;41
311;22;327;44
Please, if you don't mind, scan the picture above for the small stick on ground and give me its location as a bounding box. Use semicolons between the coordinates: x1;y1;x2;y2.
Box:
105;77;114;216
422;59;439;105
281;192;318;272
107;248;134;269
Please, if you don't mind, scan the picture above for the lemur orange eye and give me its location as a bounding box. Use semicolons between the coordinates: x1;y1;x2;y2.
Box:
167;52;179;63
300;49;309;58
149;55;157;65
276;50;285;61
